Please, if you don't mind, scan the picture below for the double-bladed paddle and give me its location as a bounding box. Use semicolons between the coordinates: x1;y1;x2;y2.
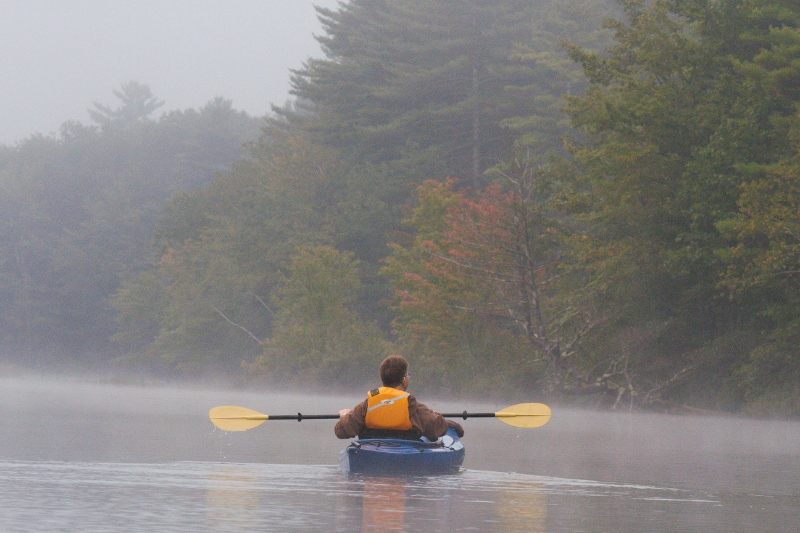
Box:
208;402;551;432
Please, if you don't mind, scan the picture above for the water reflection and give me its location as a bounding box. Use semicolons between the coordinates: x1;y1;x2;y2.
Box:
2;459;797;532
335;473;548;532
205;466;264;530
1;376;799;532
360;477;406;532
495;487;547;532
199;466;551;532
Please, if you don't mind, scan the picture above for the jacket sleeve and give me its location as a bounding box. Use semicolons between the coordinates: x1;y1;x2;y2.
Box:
446;418;465;437
409;397;449;441
334;399;368;439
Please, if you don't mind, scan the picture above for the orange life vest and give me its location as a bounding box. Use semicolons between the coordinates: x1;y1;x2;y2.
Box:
364;387;412;431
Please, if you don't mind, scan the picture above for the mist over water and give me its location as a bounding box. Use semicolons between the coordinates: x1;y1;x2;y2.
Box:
1;375;798;532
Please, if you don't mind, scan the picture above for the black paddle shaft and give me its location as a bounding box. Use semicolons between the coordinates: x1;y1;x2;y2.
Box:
268;413;342;422
442;411;496;420
265;411;495;422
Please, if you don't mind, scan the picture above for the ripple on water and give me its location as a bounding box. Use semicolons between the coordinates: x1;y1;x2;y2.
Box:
3;460;785;533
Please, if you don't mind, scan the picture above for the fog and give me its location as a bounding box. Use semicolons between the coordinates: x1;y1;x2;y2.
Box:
2;375;798;531
4;374;799;489
0;0;339;145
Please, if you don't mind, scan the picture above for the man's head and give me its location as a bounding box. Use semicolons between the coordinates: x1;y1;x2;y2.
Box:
380;355;408;388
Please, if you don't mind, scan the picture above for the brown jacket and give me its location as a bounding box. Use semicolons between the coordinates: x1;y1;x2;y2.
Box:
335;394;461;441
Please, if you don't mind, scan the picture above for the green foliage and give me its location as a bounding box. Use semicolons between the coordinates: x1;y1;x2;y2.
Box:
736;327;800;416
278;0;619;345
88;81;164;131
7;1;800;413
0;86;261;361
250;245;390;388
382;179;477;358
562;0;800;409
289;0;615;190
111;126;342;371
716;116;800;412
382;164;598;396
276;246;358;317
500;0;618;155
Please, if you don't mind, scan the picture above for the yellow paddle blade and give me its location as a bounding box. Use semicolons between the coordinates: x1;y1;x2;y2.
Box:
495;403;551;428
209;405;270;432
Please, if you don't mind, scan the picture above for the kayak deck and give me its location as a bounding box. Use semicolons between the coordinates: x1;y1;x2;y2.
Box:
339;428;465;474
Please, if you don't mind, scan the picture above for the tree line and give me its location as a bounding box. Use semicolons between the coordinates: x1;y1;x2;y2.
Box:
2;1;799;415
0;82;262;364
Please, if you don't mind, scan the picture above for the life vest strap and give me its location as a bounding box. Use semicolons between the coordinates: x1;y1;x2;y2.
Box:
366;392;410;413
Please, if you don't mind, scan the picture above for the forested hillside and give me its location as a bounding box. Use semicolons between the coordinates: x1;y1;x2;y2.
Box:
111;0;619;384
4;1;800;415
0;82;262;364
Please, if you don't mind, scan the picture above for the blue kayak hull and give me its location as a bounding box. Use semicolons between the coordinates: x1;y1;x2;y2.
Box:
339;428;465;474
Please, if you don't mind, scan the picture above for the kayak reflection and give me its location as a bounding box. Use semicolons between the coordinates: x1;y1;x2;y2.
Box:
360;477;407;532
348;473;547;532
200;464;548;531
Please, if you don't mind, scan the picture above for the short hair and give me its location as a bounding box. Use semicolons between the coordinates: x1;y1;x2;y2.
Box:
380;355;408;387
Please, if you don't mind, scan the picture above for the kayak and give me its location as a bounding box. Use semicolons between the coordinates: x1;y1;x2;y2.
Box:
339;428;465;474
338;428;465;474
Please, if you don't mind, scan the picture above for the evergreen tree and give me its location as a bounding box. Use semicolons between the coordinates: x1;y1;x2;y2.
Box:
88;81;164;131
563;0;800;409
250;246;390;388
281;0;617;335
290;0;612;189
112;127;341;371
0;89;260;363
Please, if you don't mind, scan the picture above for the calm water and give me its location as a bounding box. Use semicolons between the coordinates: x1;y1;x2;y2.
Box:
0;375;798;532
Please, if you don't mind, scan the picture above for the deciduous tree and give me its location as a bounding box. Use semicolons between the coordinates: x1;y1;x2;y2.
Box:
250;246;389;388
384;161;599;395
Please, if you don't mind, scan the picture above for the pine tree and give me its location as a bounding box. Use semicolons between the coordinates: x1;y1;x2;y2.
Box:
290;0;588;188
88;81;164;131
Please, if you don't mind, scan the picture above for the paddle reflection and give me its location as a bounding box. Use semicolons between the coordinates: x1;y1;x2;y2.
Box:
494;485;547;532
204;466;264;530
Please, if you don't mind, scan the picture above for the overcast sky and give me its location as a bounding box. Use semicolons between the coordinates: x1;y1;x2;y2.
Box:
0;0;339;145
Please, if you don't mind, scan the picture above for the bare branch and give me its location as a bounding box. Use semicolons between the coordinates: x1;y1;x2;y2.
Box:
641;364;698;405
248;290;275;317
211;305;264;344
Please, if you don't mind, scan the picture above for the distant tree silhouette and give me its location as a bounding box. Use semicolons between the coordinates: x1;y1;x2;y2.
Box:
88;81;164;131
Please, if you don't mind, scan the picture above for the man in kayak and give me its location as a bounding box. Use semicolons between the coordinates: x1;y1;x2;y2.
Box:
335;355;464;440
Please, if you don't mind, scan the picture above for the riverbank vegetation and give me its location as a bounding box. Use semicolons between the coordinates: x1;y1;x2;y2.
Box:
2;0;799;415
